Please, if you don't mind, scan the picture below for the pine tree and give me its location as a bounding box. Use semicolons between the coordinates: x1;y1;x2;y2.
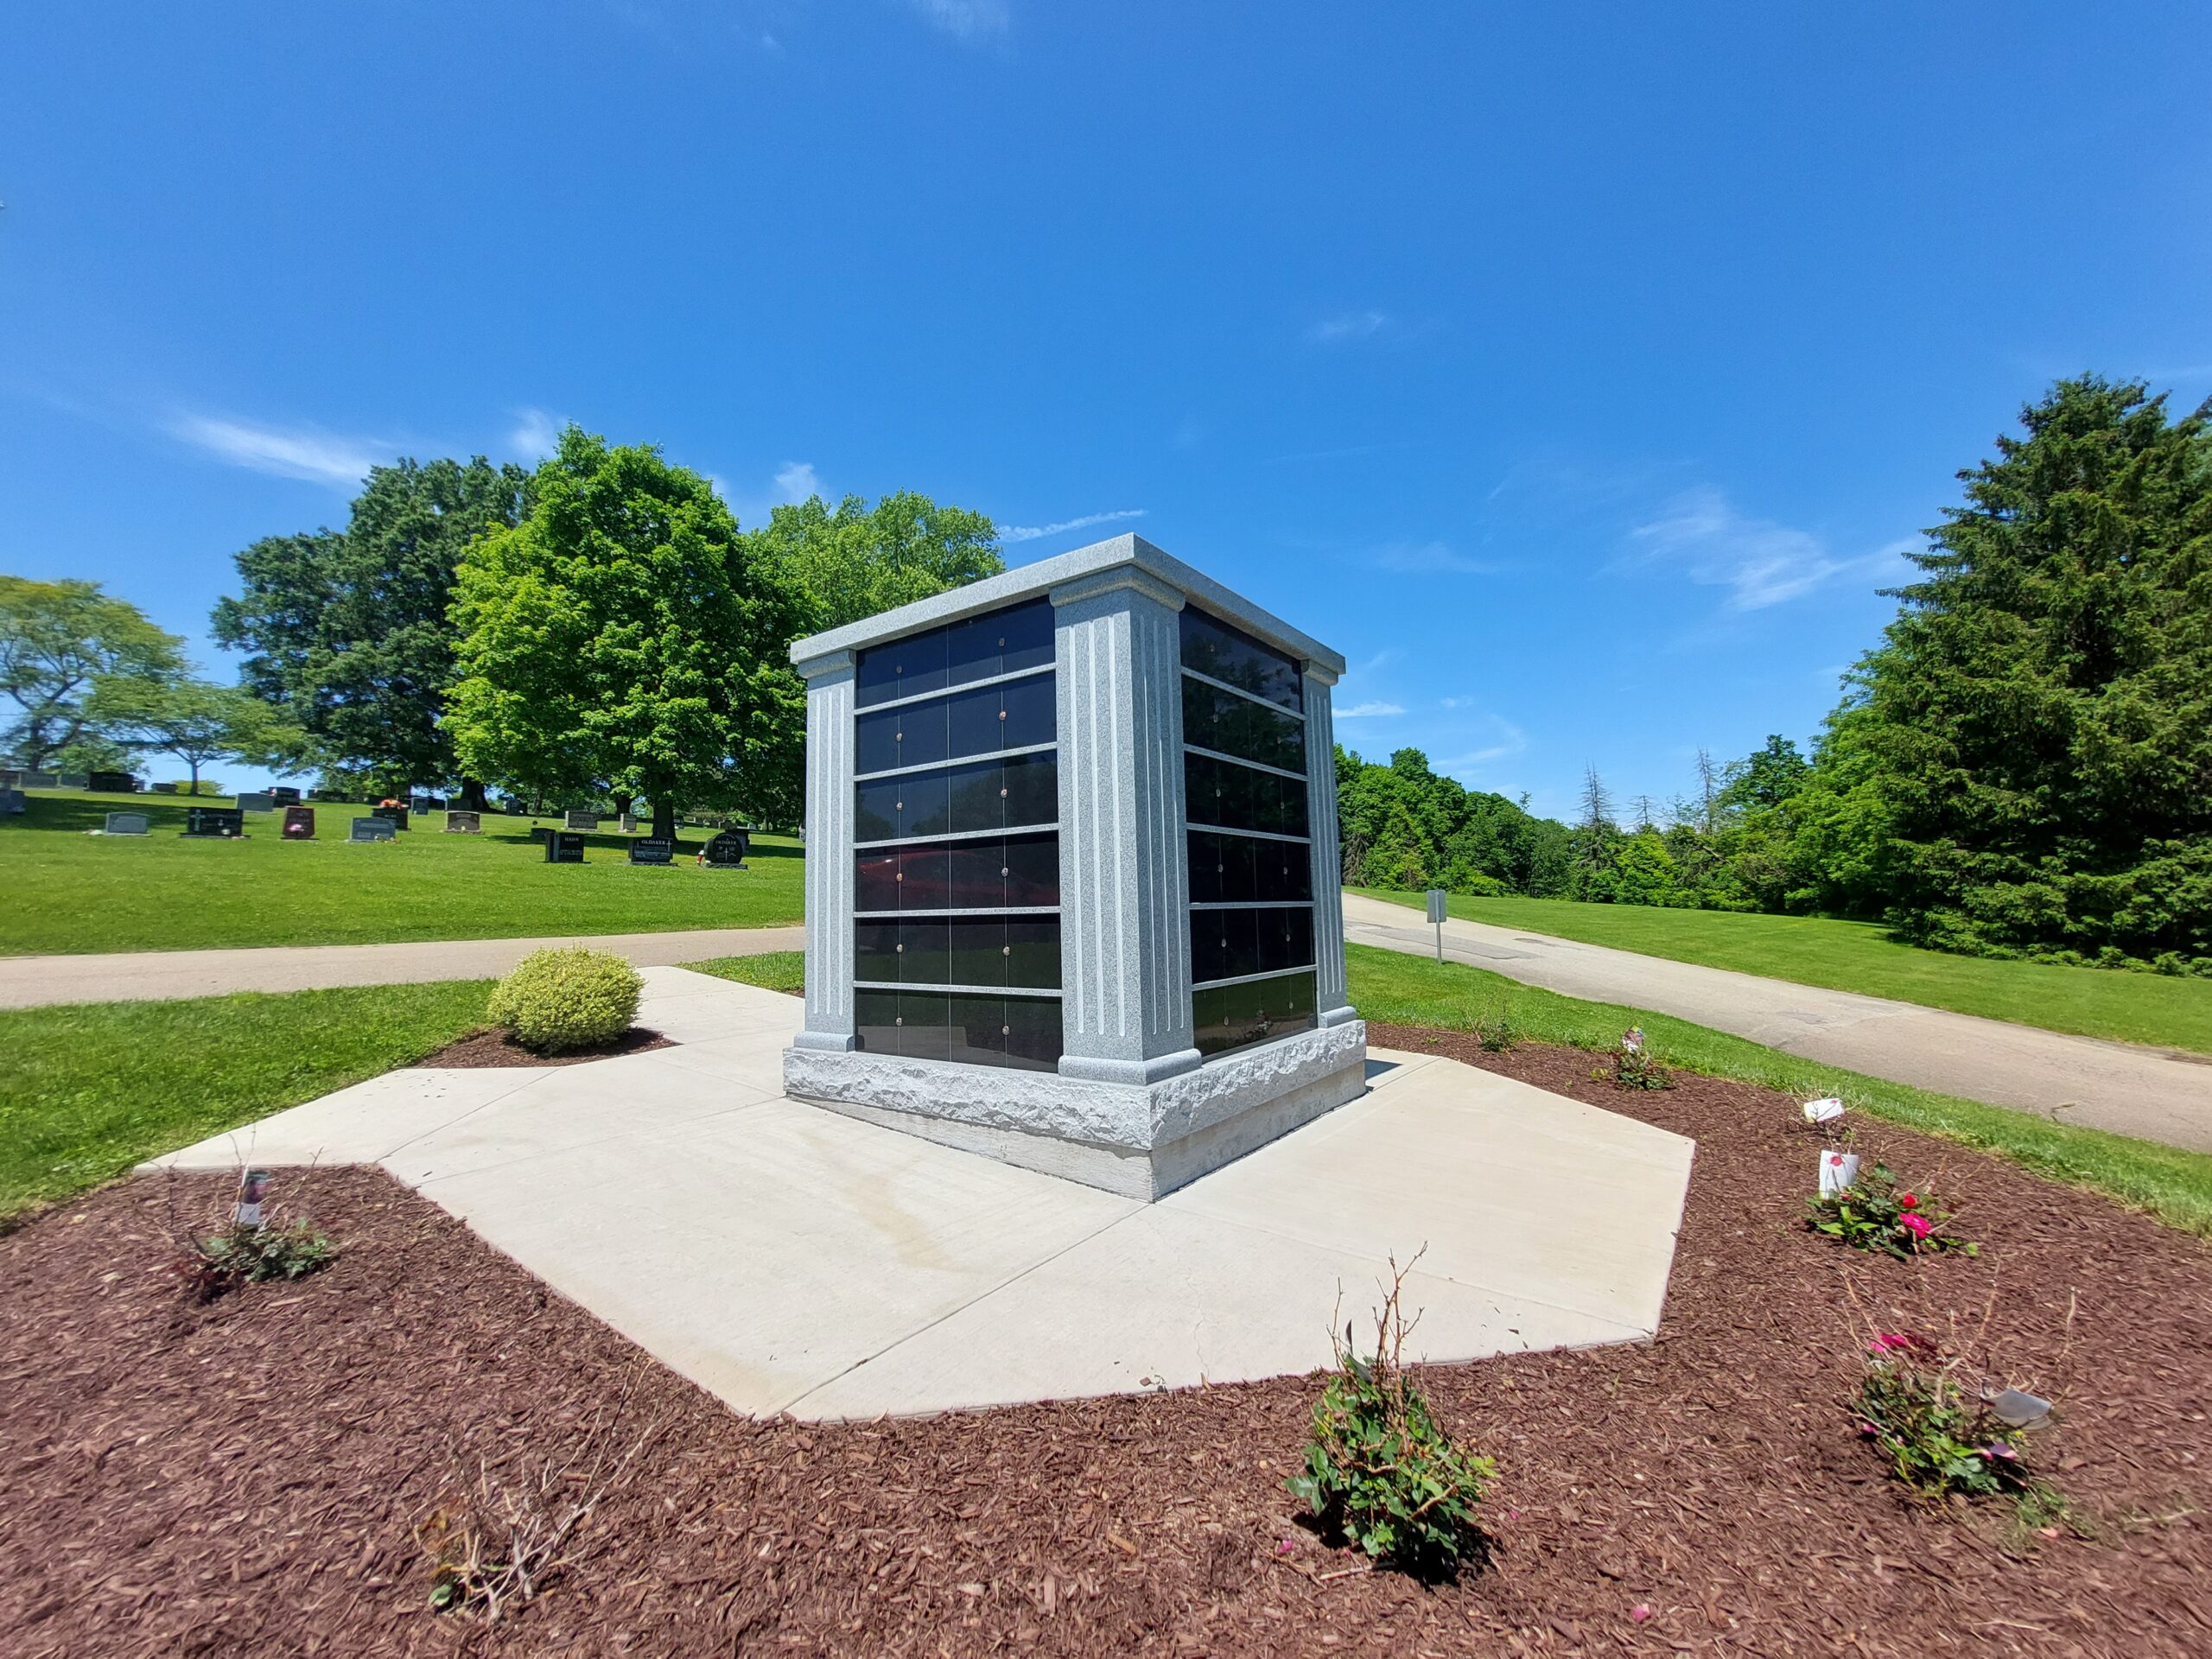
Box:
1848;376;2212;964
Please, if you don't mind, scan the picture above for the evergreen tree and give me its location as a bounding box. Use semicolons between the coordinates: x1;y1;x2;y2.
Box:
1847;376;2212;963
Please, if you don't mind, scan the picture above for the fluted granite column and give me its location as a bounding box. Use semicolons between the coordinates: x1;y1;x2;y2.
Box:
792;650;857;1052
1051;567;1200;1084
1302;664;1355;1027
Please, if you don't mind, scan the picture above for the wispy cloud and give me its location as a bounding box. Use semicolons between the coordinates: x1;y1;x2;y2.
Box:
166;413;386;487
1625;486;1912;612
1338;701;1407;718
906;0;1009;41
508;407;564;462
1369;540;1500;576
774;461;822;504
1001;508;1146;545
1306;309;1391;345
1440;715;1529;772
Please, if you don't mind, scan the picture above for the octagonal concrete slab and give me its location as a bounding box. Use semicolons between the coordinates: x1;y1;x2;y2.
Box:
151;970;1693;1420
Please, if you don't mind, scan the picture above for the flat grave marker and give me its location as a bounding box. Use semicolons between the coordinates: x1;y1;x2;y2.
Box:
444;809;482;834
544;830;586;863
371;804;410;831
236;791;275;813
282;806;316;838
564;809;600;831
103;810;149;835
182;806;246;839
702;828;750;868
627;836;675;865
350;816;397;842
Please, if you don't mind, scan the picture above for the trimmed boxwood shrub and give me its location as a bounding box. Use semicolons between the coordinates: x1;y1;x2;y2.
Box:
486;948;644;1054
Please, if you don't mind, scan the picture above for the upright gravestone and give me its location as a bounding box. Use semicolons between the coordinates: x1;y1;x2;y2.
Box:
182;806;246;838
103;810;150;835
444;810;482;834
410;795;439;816
628;836;674;865
282;805;317;839
620;812;639;834
565;809;599;831
89;770;137;793
701;829;749;868
544;830;586;863
371;804;410;831
350;816;397;842
0;768;20;788
236;791;275;813
149;782;177;794
56;772;90;790
25;770;60;789
270;785;302;806
3;788;29;815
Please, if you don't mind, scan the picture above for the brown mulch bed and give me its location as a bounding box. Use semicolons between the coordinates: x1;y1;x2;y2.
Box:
3;1029;2209;1656
416;1026;674;1067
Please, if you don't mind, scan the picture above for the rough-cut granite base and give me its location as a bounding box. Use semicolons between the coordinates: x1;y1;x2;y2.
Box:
782;1021;1369;1200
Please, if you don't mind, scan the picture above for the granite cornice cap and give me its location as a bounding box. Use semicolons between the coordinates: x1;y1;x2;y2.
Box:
787;533;1346;681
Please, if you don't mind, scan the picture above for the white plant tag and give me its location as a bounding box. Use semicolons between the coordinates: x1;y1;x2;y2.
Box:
1818;1149;1860;1197
235;1168;272;1228
1802;1097;1845;1125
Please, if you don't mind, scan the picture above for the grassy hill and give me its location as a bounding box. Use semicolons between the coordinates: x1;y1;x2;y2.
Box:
1;789;803;956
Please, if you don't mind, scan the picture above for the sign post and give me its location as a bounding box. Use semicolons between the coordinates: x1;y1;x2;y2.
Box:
1425;887;1448;963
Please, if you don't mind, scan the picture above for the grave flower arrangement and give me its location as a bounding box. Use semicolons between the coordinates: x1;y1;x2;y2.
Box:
1853;1332;2046;1502
1605;1026;1671;1091
1806;1161;1974;1260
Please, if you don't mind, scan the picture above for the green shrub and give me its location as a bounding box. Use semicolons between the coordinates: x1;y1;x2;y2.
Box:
185;1220;334;1300
1287;1258;1496;1578
487;948;643;1053
1806;1162;1975;1260
1854;1333;2045;1503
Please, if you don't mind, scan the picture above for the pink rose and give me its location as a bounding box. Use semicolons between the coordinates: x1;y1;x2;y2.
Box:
1900;1213;1934;1240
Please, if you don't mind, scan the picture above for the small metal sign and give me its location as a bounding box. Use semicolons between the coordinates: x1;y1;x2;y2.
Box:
1425;887;1447;960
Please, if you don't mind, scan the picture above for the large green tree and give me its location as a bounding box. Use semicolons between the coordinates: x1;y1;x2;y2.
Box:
448;429;808;838
1;576;186;770
1841;376;2212;963
211;456;530;805
748;491;1002;636
86;673;308;795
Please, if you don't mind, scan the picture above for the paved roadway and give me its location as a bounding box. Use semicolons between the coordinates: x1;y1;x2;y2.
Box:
1344;892;2212;1154
7;894;2208;1153
0;925;804;1010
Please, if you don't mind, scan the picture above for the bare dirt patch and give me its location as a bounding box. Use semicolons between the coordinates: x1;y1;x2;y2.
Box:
415;1026;673;1067
2;1029;2208;1656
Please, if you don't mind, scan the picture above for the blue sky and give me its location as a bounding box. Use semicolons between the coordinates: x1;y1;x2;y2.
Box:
3;3;2208;816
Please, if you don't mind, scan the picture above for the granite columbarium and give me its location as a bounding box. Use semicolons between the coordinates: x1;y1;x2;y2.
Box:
783;535;1363;1199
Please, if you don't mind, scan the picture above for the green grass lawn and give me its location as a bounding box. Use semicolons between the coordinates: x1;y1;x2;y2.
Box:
1349;943;2212;1240
1;789;804;956
1353;886;2212;1056
684;950;805;994
0;979;493;1223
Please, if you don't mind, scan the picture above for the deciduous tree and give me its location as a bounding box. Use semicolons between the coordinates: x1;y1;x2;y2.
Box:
0;576;185;769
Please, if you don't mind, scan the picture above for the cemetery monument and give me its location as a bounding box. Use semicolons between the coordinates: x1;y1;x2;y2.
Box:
783;534;1362;1200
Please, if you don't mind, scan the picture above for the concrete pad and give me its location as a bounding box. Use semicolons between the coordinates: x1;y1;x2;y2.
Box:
793;1203;1643;1420
382;1052;780;1185
1166;1058;1692;1332
417;1099;1139;1414
139;970;1693;1419
148;1067;537;1171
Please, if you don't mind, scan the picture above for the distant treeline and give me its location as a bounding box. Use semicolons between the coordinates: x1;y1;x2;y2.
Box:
1342;377;2212;976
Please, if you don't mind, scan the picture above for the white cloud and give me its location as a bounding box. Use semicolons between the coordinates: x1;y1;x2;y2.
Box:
906;0;1008;41
1338;701;1407;718
1001;508;1146;545
774;461;823;504
1440;715;1529;773
1369;540;1498;575
1440;695;1475;709
1625;487;1911;612
1306;309;1390;344
508;407;564;461
166;413;385;487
